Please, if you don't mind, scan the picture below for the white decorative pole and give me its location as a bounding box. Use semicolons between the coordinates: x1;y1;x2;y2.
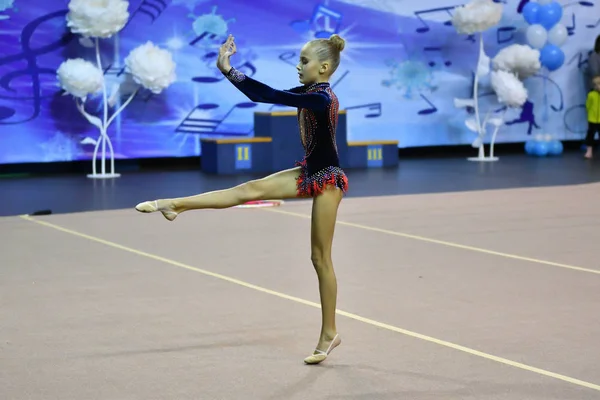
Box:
467;33;492;162
450;0;503;161
57;0;176;179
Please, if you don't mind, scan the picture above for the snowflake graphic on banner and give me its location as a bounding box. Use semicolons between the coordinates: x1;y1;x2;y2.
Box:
381;59;435;99
190;5;235;42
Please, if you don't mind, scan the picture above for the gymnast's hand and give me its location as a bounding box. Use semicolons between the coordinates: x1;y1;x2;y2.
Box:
217;34;237;74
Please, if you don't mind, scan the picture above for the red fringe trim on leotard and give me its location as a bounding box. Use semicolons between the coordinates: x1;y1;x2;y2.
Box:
295;160;349;197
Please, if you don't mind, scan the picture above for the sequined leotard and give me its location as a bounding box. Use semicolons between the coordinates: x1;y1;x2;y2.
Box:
224;67;348;197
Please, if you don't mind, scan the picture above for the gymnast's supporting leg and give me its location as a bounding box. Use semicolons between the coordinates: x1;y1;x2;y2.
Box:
584;123;599;159
135;167;302;220
304;185;343;365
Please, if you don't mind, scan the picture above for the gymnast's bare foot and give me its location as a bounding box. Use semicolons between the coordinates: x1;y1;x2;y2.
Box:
135;199;179;221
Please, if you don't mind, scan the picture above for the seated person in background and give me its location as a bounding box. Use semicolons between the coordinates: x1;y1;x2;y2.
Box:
588;35;600;86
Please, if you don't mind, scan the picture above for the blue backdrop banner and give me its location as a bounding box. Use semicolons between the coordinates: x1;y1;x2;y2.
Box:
0;0;597;163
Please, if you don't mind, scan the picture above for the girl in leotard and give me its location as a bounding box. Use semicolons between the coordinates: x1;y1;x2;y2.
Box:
135;33;347;364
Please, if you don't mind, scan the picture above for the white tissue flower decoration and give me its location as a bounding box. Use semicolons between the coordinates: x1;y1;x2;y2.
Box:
492;44;541;80
491;70;528;108
124;41;176;94
451;0;503;35
57;58;104;99
66;0;130;39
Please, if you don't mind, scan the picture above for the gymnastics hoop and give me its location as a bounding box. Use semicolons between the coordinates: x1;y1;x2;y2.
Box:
234;200;285;209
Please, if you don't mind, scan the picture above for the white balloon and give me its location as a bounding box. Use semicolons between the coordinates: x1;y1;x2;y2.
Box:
548;24;567;47
526;24;548;49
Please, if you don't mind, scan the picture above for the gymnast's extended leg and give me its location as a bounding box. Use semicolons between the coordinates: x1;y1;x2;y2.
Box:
135;167;303;220
304;185;343;365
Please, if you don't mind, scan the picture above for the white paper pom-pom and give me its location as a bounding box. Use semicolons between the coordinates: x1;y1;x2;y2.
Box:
57;58;104;99
66;0;129;39
491;70;528;108
452;0;503;35
492;44;541;80
125;41;176;94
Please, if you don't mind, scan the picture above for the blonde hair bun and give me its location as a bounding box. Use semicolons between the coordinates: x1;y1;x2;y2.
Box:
329;34;345;52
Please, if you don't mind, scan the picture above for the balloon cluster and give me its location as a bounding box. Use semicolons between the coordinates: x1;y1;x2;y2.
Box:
522;0;566;71
524;134;564;156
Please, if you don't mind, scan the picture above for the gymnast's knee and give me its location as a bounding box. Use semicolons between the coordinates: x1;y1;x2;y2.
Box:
311;251;332;272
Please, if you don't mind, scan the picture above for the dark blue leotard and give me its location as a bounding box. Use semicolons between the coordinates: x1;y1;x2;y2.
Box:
224;67;348;197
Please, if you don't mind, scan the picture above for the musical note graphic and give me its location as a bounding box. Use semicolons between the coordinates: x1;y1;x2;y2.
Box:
533;73;564;112
568;51;591;69
101;64;153;103
176;103;218;133
131;0;169;23
465;34;477;43
0;106;15;121
0;10;75;125
311;4;343;38
189;31;220;48
563;104;587;134
517;0;529;13
331;70;349;89
104;63;126;77
236;61;257;77
567;13;576;35
424;47;451;67
279;51;297;67
572;1;594;7
192;59;257;84
418;94;438;115
497;26;516;44
346;103;381;118
414;7;455;33
176;102;258;135
290;3;343;38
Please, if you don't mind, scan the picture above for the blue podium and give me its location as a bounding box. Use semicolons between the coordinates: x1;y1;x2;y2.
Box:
200;109;398;175
346;140;400;168
200;137;273;174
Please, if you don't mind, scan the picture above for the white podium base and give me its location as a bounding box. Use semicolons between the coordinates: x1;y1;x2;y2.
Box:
87;173;121;179
467;156;499;162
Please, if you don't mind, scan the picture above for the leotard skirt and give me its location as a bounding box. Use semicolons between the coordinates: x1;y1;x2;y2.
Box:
295;159;349;197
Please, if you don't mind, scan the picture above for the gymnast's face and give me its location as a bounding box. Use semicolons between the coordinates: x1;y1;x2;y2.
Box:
594;78;600;92
296;44;327;85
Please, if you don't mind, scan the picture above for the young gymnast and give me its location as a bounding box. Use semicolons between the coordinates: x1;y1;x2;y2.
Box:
584;76;600;159
135;33;347;364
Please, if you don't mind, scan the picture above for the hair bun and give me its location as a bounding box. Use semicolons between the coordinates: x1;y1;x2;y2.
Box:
329;34;345;52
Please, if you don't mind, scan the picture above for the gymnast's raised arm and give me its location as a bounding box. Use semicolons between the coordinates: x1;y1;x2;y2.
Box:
216;35;329;110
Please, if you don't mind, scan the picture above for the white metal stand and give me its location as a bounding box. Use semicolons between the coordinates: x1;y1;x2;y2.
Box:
75;38;139;179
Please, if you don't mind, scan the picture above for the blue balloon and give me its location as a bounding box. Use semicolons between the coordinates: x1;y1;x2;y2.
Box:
522;2;541;25
548;140;563;155
524;140;536;154
533;140;549;156
540;44;565;71
538;1;563;30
